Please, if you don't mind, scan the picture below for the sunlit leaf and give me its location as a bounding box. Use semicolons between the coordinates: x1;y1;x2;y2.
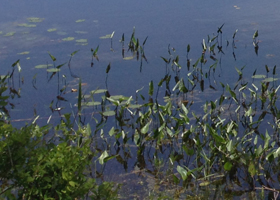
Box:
62;37;75;41
177;166;188;181
35;64;53;69
75;19;85;23
47;28;57;32
248;162;256;176
224;162;233;171
141;120;151;134
17;51;30;55
27;17;44;23
102;110;115;116
4;32;15;36
18;23;36;28
123;56;134;60
75;31;88;34
46;68;60;72
76;39;88;43
81;101;101;106
99;150;109;165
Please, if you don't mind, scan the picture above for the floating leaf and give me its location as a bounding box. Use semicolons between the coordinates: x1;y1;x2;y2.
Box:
75;31;88;34
17;23;36;28
47;68;60;73
27;17;44;23
263;77;278;82
35;64;53;69
123;56;134;60
57;31;67;35
75;19;85;23
81;101;101;106
47;28;57;32
102;110;115;116
62;37;75;41
251;74;266;79
76;39;88;43
17;51;30;55
4;32;15;36
91;89;107;94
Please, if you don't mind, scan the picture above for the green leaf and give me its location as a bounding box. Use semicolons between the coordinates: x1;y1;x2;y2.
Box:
75;19;85;23
141;120;151;134
99;150;109;165
177;166;188;181
248;162;256;176
48;52;56;62
47;68;60;72
224;162;233;171
47;28;57;32
251;74;266;79
102;111;115;116
62;37;75;41
149;81;154;96
253;30;258;39
71;50;79;57
76;39;88;43
69;181;76;187
35;64;53;68
109;127;115;136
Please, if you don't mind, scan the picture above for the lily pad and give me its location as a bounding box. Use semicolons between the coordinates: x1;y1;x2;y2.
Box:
75;31;88;34
0;31;3;34
17;23;36;28
57;31;67;35
35;64;53;69
47;68;60;73
27;17;44;23
17;51;30;55
62;37;75;41
99;34;111;39
81;101;101;106
75;19;85;23
26;57;30;60
4;32;15;37
123;56;134;60
102;110;115;116
91;89;107;94
76;39;88;43
252;74;266;79
76;43;88;46
47;28;57;32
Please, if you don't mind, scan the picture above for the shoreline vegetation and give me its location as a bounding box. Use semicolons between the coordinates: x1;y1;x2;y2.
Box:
1;26;280;199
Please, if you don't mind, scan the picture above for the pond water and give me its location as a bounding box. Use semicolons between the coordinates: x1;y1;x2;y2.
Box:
1;1;279;123
1;1;280;199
